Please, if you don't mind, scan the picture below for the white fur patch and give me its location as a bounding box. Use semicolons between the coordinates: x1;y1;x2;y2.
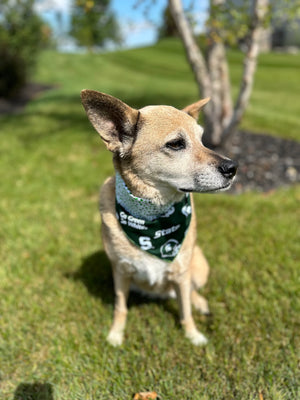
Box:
107;330;123;346
186;330;208;346
122;253;169;287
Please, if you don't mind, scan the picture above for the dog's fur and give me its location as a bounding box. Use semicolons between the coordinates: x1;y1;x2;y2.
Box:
81;90;237;346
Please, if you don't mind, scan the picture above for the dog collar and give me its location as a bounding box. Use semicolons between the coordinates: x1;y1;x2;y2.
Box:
115;173;192;261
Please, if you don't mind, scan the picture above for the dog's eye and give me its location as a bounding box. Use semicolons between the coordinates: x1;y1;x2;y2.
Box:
165;138;186;151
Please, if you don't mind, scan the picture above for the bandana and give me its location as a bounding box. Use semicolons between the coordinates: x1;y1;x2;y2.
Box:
115;173;192;261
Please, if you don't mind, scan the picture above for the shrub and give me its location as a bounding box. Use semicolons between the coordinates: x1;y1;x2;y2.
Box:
0;0;50;98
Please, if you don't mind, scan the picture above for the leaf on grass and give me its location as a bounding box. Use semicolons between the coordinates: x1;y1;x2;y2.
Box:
133;391;158;400
259;391;264;400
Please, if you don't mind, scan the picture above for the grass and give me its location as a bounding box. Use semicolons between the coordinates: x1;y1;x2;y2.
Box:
33;38;300;141
0;39;299;399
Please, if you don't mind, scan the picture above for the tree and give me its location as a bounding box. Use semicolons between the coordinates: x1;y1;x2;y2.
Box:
169;0;269;147
0;0;50;98
157;4;179;40
70;0;122;51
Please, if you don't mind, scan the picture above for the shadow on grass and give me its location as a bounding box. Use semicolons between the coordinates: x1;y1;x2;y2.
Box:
70;250;180;322
69;250;114;305
14;382;54;400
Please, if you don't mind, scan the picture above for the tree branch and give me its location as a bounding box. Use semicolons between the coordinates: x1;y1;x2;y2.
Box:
223;0;269;140
168;0;211;101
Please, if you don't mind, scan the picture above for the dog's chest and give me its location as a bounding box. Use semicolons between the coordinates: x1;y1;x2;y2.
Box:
120;253;171;288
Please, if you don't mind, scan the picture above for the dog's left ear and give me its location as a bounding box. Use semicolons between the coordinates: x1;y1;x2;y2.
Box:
182;98;210;120
81;90;139;156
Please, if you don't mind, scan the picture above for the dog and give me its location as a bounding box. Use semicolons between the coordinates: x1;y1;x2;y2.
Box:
81;90;237;346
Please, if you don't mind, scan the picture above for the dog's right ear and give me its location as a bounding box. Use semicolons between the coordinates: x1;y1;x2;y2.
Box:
182;97;210;120
81;90;139;156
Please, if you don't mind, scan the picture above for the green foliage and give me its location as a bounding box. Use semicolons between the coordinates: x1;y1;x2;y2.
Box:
155;1;256;48
157;5;179;40
206;0;257;47
0;46;26;98
271;0;300;46
0;0;50;98
271;0;300;23
176;0;300;49
70;0;121;50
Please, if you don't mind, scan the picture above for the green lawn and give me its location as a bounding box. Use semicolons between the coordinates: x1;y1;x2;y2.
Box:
0;39;299;399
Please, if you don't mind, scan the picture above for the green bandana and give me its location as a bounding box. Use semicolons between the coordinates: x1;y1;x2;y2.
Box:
115;174;192;261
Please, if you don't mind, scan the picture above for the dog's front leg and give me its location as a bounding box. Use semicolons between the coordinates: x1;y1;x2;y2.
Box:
107;266;130;346
174;276;208;346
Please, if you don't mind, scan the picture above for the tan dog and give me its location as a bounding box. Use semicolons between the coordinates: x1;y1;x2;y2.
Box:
81;90;237;346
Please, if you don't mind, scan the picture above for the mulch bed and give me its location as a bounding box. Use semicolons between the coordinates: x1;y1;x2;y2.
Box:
1;83;299;194
222;130;300;194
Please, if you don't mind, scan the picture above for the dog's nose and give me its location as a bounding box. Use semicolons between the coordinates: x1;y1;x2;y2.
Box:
218;159;238;179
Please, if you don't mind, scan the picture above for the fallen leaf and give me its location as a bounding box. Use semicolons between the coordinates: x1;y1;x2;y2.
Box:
133;391;158;400
259;391;264;400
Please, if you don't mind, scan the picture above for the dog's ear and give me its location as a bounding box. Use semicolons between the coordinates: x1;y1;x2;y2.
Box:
81;90;140;156
182;98;210;120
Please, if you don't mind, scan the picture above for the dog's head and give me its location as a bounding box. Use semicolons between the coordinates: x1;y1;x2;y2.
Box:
81;90;237;194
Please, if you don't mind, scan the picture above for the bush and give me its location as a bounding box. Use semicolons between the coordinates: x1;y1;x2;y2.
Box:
0;45;27;98
0;0;50;98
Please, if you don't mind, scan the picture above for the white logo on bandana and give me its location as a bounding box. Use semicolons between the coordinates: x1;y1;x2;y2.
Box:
181;204;192;217
161;206;175;218
139;236;153;250
160;239;181;258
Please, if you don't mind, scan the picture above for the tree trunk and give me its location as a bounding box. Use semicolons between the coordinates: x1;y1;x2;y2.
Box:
168;0;214;138
169;0;269;147
206;0;233;146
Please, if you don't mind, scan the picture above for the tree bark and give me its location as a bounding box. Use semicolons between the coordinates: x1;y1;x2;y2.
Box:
168;0;211;98
222;0;269;142
168;0;214;132
206;0;233;146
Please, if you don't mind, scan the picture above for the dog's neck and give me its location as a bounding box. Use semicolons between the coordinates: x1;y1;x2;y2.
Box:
115;172;182;221
114;157;184;209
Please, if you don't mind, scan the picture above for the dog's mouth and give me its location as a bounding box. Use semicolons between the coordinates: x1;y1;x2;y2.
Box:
179;181;232;193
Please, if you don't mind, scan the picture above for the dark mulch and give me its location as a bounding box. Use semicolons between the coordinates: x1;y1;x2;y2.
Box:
1;84;299;194
222;130;300;194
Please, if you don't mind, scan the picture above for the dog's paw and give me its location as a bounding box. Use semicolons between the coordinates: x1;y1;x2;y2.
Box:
107;330;123;346
186;329;208;346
